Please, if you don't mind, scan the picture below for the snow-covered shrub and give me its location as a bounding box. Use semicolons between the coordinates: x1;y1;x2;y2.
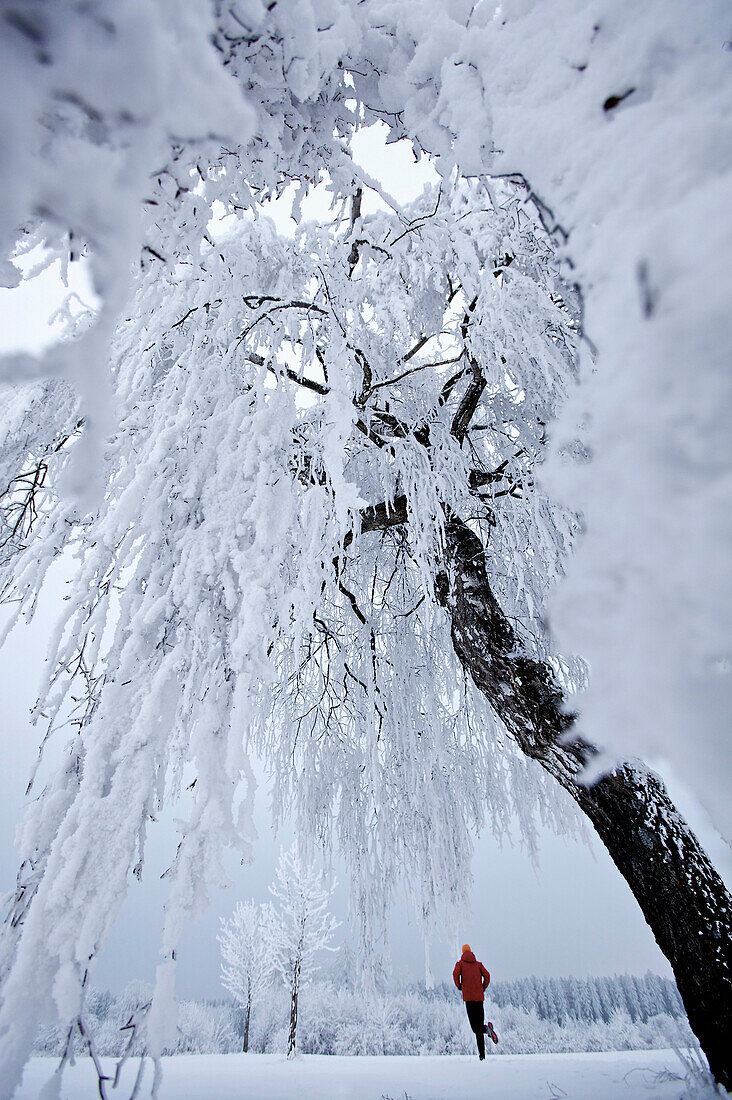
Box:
32;1021;69;1058
246;987;288;1054
298;982;342;1056
167;1001;238;1055
29;974;695;1059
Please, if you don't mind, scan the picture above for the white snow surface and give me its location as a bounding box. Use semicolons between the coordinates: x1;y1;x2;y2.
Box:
13;1050;708;1100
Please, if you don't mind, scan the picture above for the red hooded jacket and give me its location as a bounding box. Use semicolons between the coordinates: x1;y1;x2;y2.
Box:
453;950;490;1002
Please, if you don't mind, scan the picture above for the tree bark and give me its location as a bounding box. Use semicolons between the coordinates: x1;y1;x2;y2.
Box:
287;964;300;1058
435;511;732;1089
243;993;251;1053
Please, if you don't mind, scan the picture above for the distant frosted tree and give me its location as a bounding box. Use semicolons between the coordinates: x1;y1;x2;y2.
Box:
218;901;272;1052
322;941;359;993
588;979;604;1025
549;979;561;1022
618;974;641;1023
565;976;581;1021
598;976;620;1024
267;846;339;1057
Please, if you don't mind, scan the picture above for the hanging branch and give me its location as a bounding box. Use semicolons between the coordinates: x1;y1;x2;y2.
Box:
77;1016;112;1100
113;1000;151;1098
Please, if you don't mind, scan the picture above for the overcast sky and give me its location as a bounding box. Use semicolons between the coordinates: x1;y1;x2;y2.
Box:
1;125;730;1002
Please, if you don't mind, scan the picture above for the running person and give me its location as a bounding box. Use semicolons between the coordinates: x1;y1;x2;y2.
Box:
453;944;499;1059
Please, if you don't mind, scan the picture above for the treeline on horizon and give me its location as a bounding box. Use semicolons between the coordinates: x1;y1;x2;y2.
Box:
424;971;683;1026
33;971;690;1060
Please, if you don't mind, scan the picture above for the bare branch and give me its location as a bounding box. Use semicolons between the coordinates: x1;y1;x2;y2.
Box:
388;185;442;246
368;352;463;393
264;361;329;395
338;577;367;625
236;299;328;346
399;285;460;364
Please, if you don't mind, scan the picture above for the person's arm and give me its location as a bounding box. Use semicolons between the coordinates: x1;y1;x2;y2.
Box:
480;963;490;990
453;961;462;991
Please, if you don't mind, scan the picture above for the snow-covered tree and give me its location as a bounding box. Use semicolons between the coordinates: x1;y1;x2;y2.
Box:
267;845;339;1057
218;901;273;1052
0;3;730;1093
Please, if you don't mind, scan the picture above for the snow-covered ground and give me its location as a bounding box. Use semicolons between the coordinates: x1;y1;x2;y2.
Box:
14;1049;702;1099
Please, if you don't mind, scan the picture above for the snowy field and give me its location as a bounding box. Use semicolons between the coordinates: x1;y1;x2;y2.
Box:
14;1050;700;1100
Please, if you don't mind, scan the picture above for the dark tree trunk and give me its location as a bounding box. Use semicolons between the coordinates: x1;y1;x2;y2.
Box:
243;994;251;1053
288;963;300;1058
437;512;732;1090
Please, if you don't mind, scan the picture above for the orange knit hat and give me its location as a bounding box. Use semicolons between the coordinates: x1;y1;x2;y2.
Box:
462;943;471;953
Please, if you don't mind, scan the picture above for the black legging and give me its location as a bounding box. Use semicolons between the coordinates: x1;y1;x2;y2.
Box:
465;1000;485;1058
